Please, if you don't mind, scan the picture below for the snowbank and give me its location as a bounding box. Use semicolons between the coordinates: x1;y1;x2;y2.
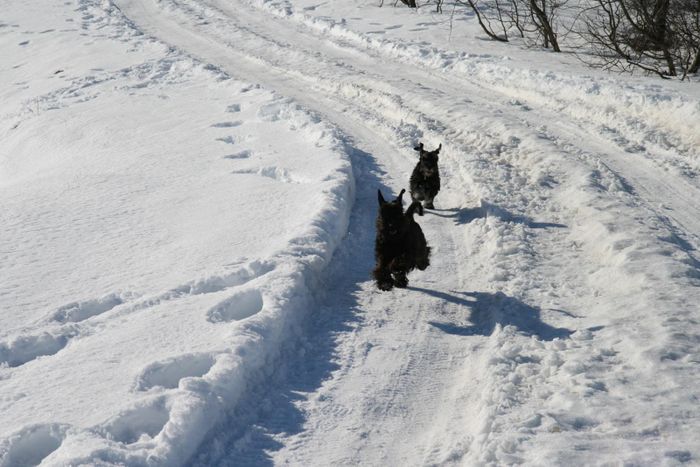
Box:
0;0;353;465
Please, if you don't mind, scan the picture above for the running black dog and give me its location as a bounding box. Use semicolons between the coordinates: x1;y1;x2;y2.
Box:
373;189;431;291
409;142;442;213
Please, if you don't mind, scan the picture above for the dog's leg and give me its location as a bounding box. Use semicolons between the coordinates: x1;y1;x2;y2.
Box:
393;270;408;288
390;257;409;288
375;270;394;291
406;201;424;217
410;192;423;215
424;196;435;210
373;258;394;291
416;245;431;271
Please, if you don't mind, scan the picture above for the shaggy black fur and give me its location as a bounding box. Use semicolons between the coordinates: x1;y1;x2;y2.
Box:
409;142;442;213
373;188;431;291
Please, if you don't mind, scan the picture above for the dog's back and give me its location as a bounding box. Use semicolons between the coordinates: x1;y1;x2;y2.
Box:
374;192;431;290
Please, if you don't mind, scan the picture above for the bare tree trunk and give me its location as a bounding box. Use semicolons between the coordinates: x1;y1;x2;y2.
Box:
541;0;549;48
654;0;677;75
494;0;510;40
529;0;560;51
690;49;700;73
511;0;526;38
663;48;677;75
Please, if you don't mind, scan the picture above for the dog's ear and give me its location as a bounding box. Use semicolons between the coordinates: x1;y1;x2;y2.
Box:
396;188;406;205
435;143;442;154
378;189;387;206
414;142;424;154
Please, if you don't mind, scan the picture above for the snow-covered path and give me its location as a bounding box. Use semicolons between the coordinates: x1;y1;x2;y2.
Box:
109;2;502;462
2;0;699;464
111;0;700;464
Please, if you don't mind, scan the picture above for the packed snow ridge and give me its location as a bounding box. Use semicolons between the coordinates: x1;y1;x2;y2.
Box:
1;0;699;465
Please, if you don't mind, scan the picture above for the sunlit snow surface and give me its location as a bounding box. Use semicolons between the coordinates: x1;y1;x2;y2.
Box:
1;0;699;465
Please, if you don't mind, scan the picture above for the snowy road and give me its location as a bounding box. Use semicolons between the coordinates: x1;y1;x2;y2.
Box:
2;0;699;464
113;1;505;463
111;0;700;464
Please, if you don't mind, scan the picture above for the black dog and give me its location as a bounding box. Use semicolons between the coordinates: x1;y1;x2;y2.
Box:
409;142;442;213
373;189;431;291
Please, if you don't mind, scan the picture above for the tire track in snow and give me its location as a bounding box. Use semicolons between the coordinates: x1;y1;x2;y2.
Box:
223;0;700;256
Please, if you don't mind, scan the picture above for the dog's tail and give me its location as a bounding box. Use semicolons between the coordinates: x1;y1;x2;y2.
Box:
405;201;424;217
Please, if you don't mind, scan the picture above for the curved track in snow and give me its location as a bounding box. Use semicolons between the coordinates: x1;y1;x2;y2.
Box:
113;0;700;464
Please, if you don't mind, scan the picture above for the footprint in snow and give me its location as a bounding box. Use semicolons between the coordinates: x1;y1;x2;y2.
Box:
508;99;531;111
50;293;124;323
100;398;169;445
207;288;264;323
666;451;692;463
231;166;299;184
0;423;70;467
226;103;241;113
216;136;235;145
211;121;242;128
134;353;216;391
0;330;77;368
18;40;29;46
165;260;273;297
224;150;251;160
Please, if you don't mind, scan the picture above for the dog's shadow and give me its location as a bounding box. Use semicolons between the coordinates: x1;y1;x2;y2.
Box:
409;287;575;341
428;200;567;229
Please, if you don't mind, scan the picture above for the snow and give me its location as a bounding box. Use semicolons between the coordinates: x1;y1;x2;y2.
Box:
1;0;699;465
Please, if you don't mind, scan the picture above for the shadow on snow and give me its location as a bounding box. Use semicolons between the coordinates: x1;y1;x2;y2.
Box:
409;287;573;341
191;144;387;466
191;151;573;465
429;200;567;229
